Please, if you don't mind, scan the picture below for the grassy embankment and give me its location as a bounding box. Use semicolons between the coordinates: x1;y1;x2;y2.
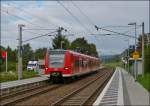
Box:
137;73;150;92
0;61;39;83
137;45;150;92
103;60;150;92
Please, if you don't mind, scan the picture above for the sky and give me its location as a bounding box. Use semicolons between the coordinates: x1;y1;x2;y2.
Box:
1;1;149;55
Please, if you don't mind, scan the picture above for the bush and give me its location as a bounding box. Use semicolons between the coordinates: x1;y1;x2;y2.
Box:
0;71;39;83
144;45;150;73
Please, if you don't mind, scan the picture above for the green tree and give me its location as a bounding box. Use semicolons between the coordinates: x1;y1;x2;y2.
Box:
52;35;70;50
136;34;150;73
70;37;88;53
34;48;47;60
144;45;150;73
6;46;17;61
70;37;98;57
87;43;98;57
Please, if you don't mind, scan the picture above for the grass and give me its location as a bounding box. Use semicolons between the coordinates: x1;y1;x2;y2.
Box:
137;73;150;92
1;61;17;72
103;61;122;69
1;61;40;83
0;71;40;83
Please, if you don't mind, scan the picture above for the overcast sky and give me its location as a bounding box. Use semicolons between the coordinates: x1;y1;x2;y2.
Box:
1;1;149;55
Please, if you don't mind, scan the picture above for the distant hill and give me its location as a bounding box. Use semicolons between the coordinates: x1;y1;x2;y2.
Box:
99;54;120;62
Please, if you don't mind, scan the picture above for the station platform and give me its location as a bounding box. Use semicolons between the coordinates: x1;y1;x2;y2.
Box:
93;67;150;106
0;76;48;96
121;68;150;105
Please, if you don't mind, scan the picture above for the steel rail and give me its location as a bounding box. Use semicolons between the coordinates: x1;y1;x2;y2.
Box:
51;71;111;106
80;72;112;105
0;83;49;101
0;84;62;106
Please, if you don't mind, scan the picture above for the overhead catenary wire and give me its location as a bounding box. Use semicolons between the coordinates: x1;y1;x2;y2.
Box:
7;3;58;28
57;1;91;33
1;2;91;39
71;1;95;26
24;30;52;36
4;2;78;36
91;25;141;37
23;31;57;43
23;28;57;30
1;9;51;29
95;25;139;39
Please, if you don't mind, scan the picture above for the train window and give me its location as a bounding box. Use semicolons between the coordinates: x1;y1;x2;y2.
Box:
75;60;80;67
49;50;66;68
49;50;66;55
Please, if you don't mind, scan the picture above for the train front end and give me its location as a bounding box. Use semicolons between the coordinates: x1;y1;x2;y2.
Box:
44;50;71;82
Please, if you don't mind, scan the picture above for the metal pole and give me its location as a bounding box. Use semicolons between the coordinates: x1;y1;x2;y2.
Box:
61;41;63;49
18;24;25;80
128;39;130;73
134;23;137;81
142;22;144;77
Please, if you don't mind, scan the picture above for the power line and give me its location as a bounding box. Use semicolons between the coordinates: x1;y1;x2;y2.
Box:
71;1;95;26
8;3;78;39
101;25;133;28
95;25;138;39
23;31;57;43
122;25;141;34
1;9;48;29
23;28;57;31
24;30;50;36
57;1;90;33
8;3;58;28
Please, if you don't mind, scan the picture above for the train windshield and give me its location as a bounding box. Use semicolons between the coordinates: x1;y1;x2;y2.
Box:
49;50;66;68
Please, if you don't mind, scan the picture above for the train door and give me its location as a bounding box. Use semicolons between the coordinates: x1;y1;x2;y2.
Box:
79;57;82;72
71;54;75;74
85;58;88;72
74;55;79;73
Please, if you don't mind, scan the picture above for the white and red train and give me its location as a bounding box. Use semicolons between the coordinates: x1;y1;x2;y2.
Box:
44;49;100;82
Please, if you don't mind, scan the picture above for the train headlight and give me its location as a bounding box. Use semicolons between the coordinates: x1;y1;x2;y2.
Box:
64;67;70;70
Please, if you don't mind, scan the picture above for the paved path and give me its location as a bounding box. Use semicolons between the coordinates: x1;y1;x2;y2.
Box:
0;76;48;89
120;67;150;105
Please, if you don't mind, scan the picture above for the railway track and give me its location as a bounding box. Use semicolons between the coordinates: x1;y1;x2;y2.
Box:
0;84;62;106
2;68;113;106
51;70;112;106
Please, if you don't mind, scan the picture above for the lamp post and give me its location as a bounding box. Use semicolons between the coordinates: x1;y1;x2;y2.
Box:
128;22;137;81
124;39;130;72
61;41;64;49
142;22;144;77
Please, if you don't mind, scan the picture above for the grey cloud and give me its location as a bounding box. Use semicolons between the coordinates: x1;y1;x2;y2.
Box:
1;1;149;55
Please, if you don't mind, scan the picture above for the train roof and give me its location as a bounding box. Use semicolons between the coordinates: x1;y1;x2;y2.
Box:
69;50;98;60
49;49;98;60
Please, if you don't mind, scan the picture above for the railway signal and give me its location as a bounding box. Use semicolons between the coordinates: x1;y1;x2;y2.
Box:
1;50;8;72
1;50;7;58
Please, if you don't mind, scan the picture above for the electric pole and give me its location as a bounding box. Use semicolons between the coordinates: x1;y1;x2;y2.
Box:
142;22;144;77
18;24;25;80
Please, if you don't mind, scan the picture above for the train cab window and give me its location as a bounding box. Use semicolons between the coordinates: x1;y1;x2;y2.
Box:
49;50;66;68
